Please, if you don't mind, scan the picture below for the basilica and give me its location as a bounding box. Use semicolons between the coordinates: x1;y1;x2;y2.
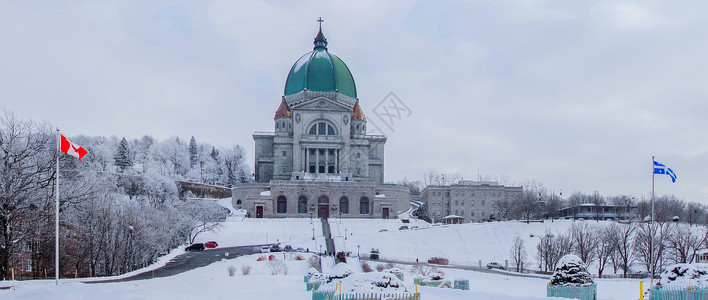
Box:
232;24;410;219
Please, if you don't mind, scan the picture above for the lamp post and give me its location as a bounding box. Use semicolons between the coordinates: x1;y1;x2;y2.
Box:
345;228;347;240
357;245;360;258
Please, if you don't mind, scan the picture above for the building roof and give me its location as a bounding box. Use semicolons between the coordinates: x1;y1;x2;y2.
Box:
274;97;291;118
352;100;366;120
284;27;357;98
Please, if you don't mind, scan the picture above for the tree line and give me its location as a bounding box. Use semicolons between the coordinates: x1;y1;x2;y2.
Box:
0;110;248;280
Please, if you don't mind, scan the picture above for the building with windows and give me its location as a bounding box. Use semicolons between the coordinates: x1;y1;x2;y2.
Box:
232;24;409;219
557;203;639;220
421;180;523;223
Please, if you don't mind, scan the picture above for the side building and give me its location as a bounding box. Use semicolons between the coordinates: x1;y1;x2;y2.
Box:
421;180;523;223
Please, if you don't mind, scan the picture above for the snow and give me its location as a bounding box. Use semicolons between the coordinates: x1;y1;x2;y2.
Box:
328;263;354;280
260;191;271;196
655;263;708;288
3;206;643;300
319;272;407;294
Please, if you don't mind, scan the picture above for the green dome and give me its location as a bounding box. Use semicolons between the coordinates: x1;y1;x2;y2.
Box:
284;29;357;98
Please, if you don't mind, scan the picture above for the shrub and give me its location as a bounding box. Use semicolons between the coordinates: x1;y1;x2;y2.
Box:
411;263;436;276
308;255;321;272
362;262;373;273
227;265;236;277
268;254;275;261
256;256;266;261
267;259;288;275
240;265;251;275
295;255;306;260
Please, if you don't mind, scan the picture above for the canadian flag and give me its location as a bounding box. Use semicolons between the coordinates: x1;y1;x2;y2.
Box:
60;135;88;161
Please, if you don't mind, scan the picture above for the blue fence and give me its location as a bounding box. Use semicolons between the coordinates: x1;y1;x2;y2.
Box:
649;286;708;300
546;283;597;300
312;290;420;300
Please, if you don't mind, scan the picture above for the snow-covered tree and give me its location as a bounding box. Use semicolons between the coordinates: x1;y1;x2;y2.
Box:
550;254;594;286
114;137;134;171
188;136;198;169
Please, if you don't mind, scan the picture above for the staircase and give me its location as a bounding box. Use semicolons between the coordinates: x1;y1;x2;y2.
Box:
321;218;336;255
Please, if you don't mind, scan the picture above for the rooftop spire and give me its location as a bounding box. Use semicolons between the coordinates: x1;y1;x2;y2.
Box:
314;17;328;50
352;100;366;121
275;97;291;118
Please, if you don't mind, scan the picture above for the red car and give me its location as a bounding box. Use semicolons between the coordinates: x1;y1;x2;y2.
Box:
428;257;449;265
205;241;218;248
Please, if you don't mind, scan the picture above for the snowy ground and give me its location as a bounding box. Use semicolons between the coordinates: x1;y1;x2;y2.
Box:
1;199;643;299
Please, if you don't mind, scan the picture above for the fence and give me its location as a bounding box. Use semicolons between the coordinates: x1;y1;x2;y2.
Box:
649;286;708;300
312;290;420;300
546;283;597;300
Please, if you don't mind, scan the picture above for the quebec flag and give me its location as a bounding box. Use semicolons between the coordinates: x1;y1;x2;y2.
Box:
654;160;677;183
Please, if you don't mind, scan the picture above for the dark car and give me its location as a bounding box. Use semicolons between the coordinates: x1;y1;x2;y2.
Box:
428;257;449;265
270;244;282;252
205;241;218;248
186;243;205;252
284;245;293;252
369;248;380;260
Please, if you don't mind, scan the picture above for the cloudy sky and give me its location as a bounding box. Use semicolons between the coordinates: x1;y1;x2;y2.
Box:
2;1;706;203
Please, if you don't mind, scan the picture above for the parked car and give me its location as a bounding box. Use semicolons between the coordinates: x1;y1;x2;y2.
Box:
486;262;505;270
260;246;271;253
270;244;282;252
379;229;388;232
399;226;409;230
205;241;218;248
428;257;449;265
295;247;305;253
369;248;380;260
284;245;293;252
186;243;205;252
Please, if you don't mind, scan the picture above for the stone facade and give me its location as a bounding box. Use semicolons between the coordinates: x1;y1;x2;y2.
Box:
254;91;385;184
233;180;408;219
421;180;522;223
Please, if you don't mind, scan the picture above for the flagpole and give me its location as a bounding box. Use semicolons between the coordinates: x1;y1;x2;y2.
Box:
650;155;655;283
55;128;60;286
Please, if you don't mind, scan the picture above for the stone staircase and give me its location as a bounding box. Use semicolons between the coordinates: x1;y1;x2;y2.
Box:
321;218;336;255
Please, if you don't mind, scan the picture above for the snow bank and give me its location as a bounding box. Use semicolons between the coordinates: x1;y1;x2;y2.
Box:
656;264;708;288
320;272;407;294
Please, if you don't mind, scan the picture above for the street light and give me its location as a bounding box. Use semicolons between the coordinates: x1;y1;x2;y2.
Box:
530;233;554;272
357;245;360;258
345;228;348;240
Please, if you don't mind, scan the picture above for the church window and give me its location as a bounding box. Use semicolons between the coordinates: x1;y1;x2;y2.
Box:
328;166;335;173
318;195;329;204
455;200;458;206
236;199;242;205
360;197;369;214
471;191;475;196
471;200;474;206
481;200;485;206
461;200;464;206
339;197;349;214
461;210;464;216
298;196;308;213
282;167;287;174
277;196;287;214
356;168;360;175
308;122;336;136
455;191;458;196
482;210;485;217
369;153;373;159
319;149;325;156
329;149;335;155
471;211;475;216
282;151;287;156
455;210;458;215
357;153;361;158
310;149;316;155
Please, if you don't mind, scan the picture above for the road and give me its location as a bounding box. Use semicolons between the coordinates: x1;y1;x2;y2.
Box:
361;257;551;280
87;243;273;283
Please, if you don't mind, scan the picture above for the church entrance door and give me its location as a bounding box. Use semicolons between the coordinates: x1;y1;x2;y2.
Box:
318;205;329;218
382;207;389;219
256;206;263;218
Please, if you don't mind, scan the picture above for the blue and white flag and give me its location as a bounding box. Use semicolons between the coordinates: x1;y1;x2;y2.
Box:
654;160;677;183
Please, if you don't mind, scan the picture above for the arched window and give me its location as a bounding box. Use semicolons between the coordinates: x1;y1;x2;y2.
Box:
236;199;242;205
318;195;329;204
360;197;369;215
339;196;349;214
277;196;287;214
298;196;308;213
308;122;336;135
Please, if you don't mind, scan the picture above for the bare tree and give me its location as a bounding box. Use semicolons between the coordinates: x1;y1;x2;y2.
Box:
595;226;616;278
509;236;528;272
665;223;708;264
570;222;598;266
609;222;637;278
590;191;605;221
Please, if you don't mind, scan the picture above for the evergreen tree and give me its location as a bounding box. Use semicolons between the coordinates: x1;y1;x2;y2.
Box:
114;137;133;171
189;136;198;168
